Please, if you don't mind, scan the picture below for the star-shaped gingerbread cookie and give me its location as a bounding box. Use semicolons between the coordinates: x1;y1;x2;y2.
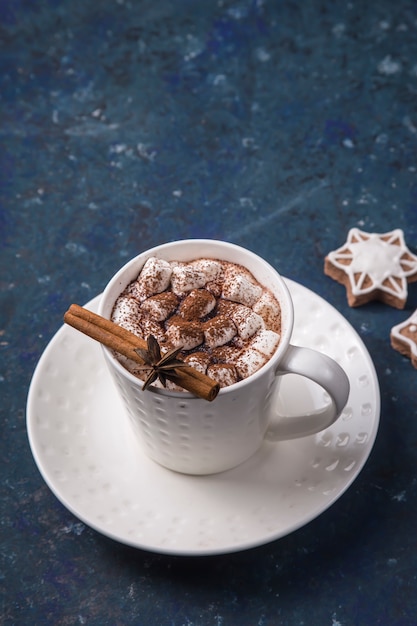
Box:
324;228;417;308
390;309;417;369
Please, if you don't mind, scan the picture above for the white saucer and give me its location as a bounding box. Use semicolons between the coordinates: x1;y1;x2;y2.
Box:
27;279;380;556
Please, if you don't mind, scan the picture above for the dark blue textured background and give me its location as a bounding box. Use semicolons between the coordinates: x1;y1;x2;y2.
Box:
2;0;417;624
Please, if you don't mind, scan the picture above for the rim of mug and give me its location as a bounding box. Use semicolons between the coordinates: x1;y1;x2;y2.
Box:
98;239;294;398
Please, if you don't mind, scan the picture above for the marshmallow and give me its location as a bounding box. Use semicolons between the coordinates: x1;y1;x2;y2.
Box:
205;280;223;298
250;329;280;357
203;315;237;348
111;295;143;336
166;318;204;350
179;289;216;320
170;264;207;295
136;317;166;342
112;295;165;341
170;260;223;295
235;350;267;379
188;259;223;282
253;291;281;330
133;257;172;301
183;351;210;375
216;299;239;316
230;305;264;340
222;267;263;307
207;364;239;388
141;292;179;321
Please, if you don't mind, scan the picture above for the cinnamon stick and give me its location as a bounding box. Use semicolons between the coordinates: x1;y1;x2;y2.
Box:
64;304;220;401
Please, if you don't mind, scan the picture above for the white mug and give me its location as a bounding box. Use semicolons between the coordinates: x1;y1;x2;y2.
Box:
98;240;350;475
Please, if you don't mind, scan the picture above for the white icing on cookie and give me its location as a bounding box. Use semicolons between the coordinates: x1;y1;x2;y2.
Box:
391;309;417;359
327;228;417;299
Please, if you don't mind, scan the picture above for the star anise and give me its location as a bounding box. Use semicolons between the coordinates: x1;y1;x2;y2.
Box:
135;335;187;391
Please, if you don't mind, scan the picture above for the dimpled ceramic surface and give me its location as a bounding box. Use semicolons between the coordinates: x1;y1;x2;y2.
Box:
109;364;269;475
27;280;380;555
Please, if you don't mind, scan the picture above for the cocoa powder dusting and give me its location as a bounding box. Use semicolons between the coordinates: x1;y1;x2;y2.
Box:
112;257;282;387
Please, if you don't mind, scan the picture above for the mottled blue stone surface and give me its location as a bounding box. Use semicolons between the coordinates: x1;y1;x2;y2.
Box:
2;0;417;624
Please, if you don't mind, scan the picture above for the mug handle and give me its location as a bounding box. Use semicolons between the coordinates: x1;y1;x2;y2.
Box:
265;345;350;441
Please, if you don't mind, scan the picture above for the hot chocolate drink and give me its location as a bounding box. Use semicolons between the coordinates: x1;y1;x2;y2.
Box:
111;256;281;388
